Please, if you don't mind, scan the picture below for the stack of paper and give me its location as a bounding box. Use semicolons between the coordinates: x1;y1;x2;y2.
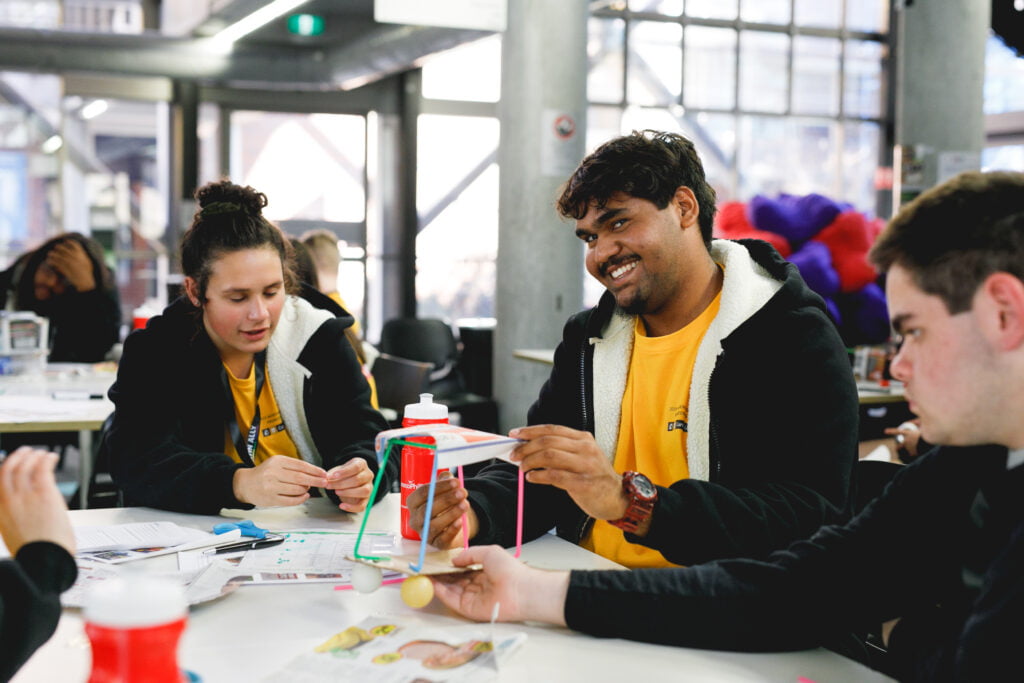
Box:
75;521;239;564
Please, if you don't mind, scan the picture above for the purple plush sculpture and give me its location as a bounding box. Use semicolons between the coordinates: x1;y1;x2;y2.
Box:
746;193;843;247
715;191;890;346
787;241;840;297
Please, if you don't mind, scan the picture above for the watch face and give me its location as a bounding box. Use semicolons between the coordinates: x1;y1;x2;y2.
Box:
631;473;656;498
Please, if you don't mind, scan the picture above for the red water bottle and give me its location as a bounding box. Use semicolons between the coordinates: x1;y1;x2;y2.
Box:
400;393;449;540
84;575;188;682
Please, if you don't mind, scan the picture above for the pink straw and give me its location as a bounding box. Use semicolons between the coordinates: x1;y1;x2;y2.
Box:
514;467;524;558
457;464;469;551
334;577;405;591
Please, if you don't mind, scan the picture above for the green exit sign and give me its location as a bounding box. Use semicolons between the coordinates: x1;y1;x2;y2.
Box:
287;13;324;36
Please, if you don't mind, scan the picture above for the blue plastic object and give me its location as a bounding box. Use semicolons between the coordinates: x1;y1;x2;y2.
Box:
212;519;270;539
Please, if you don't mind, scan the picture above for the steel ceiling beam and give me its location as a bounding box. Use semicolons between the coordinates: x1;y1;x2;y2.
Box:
0;28;328;84
0;24;494;91
324;24;493;90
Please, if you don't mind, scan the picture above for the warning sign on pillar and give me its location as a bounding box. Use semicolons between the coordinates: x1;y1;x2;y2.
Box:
541;109;581;178
553;115;576;139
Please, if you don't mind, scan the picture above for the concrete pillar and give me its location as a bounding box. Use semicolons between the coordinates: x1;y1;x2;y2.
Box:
494;0;588;431
166;79;199;272
894;0;990;205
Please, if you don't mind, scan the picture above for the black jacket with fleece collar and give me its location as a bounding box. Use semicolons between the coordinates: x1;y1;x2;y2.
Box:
468;239;859;566
107;286;395;514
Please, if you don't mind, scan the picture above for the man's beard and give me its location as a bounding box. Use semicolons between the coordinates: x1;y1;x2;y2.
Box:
618;290;649;315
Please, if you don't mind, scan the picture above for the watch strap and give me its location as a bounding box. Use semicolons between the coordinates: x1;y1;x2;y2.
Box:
608;471;656;534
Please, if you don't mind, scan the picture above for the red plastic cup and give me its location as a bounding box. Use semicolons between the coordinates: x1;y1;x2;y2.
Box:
84;576;188;683
85;617;187;683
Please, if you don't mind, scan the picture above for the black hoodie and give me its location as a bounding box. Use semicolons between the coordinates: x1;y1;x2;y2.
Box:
106;285;394;514
466;238;858;567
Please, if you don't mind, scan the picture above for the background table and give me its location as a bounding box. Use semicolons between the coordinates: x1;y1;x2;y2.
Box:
12;495;893;682
0;363;116;509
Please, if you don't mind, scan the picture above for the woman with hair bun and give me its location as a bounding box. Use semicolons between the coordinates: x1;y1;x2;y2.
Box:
106;180;395;514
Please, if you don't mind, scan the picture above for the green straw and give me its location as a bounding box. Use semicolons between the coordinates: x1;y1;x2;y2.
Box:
352;437;438;562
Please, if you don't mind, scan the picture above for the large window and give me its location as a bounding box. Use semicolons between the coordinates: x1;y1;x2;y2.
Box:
416;37;501;323
587;3;890;215
412;6;891;318
231;111;366;224
0;72;62;264
0;71;165;330
229;110;369;326
415;115;499;321
983;34;1024;173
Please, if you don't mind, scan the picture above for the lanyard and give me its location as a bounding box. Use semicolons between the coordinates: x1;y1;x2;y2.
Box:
222;350;267;467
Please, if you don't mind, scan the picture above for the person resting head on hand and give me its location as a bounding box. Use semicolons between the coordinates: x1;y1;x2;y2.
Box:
0;232;121;362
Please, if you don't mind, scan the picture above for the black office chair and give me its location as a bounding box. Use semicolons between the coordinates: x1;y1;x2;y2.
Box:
68;413;122;510
378;318;499;434
371;353;433;427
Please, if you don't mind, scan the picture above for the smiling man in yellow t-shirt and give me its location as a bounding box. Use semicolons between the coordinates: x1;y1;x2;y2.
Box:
410;131;859;569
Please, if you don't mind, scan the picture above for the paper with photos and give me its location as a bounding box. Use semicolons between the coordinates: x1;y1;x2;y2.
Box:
264;616;526;683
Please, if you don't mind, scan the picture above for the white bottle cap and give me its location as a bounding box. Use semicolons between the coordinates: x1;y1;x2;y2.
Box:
84;575;187;628
403;393;448;420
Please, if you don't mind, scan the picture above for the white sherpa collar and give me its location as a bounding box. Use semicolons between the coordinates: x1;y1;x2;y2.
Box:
591;240;783;480
266;296;334;467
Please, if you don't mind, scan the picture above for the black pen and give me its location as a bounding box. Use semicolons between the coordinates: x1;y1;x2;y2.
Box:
206;534;285;555
52;391;105;400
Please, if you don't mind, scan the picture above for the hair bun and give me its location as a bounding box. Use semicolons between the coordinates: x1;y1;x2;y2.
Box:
195;179;268;217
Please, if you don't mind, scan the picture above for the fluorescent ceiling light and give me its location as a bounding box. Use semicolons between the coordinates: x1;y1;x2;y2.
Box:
41;135;63;154
212;0;311;48
80;99;109;120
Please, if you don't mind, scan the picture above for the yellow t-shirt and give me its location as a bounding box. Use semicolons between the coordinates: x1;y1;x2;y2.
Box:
329;291;361;336
582;290;723;568
222;361;301;465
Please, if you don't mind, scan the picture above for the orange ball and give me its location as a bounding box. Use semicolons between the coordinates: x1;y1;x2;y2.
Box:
400;575;434;608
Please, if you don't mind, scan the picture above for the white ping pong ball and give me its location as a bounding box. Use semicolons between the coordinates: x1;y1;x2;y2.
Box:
350;563;383;594
400;575;434;608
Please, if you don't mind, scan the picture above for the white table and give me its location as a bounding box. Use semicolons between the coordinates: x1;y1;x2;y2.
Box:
12;495;893;682
0;363;116;508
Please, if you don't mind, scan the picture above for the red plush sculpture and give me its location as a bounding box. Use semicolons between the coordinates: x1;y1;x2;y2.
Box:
814;211;878;293
714;201;792;257
713;193;888;346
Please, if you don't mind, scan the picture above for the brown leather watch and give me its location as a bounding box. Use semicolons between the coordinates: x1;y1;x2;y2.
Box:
608;471;657;534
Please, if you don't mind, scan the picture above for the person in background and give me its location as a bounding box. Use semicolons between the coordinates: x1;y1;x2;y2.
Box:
885;419;933;462
0;232;121;362
300;229;361;334
411;130;858;570
429;170;1024;682
290;236;379;409
106;180;395;514
0;447;77;680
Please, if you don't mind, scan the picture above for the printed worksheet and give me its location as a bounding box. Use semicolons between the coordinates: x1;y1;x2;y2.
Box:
75;522;239;564
177;529;401;589
75;521;215;553
235;529;395;572
263;616;526;683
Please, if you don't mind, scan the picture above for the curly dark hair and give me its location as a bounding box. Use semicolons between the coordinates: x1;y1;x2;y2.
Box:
870;171;1024;314
13;232;114;312
180;179;297;305
556;130;717;248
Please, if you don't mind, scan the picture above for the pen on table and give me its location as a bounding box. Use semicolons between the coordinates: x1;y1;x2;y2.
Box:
204;535;285;555
52;391;105;400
